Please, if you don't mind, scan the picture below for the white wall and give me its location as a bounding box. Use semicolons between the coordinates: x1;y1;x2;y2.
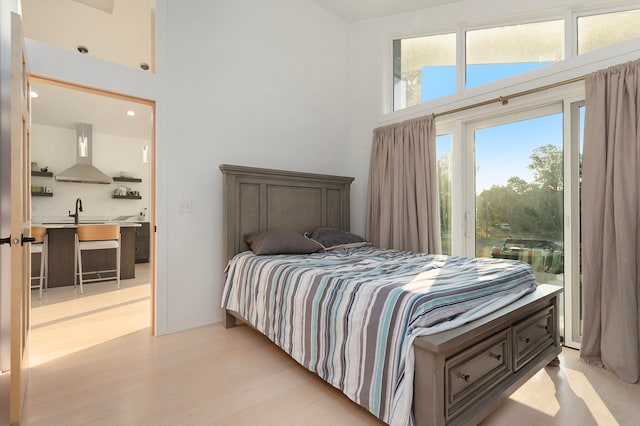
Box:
162;0;350;332
346;0;640;237
30;124;151;221
24;0;350;334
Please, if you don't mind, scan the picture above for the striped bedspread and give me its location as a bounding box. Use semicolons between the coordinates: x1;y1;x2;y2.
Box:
222;247;537;425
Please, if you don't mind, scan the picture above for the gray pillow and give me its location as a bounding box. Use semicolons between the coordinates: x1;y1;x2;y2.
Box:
244;230;322;255
306;228;370;251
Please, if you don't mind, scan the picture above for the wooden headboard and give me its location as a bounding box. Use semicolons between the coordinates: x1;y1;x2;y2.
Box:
219;164;354;263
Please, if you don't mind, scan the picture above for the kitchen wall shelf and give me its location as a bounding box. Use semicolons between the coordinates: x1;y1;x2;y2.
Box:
32;191;53;197
113;177;142;182
113;195;142;200
31;171;53;177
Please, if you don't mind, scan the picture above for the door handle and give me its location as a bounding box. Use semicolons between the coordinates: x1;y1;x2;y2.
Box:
21;234;36;246
0;236;10;245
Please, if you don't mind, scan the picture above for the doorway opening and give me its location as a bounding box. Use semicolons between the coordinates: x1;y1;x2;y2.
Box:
28;76;156;367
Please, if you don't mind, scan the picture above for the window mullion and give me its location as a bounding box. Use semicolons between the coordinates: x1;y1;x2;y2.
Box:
457;28;466;94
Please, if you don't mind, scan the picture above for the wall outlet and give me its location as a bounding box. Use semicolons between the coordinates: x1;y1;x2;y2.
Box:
179;200;192;214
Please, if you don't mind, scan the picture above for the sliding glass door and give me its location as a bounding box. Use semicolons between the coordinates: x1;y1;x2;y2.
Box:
462;104;582;345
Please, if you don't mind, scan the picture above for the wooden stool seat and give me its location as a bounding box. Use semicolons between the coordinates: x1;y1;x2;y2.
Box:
75;225;121;294
31;226;48;299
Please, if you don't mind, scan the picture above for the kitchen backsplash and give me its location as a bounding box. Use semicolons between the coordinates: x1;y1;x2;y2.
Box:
31;123;151;218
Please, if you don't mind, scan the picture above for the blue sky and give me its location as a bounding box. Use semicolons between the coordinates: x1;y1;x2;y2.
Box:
423;62;551;102
431;62;563;193
474;114;562;192
436;113;563;194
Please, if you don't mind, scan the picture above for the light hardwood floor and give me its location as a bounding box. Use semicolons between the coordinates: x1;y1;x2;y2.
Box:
2;267;639;425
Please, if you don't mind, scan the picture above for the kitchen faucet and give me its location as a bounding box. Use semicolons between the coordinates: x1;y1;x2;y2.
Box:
69;198;83;225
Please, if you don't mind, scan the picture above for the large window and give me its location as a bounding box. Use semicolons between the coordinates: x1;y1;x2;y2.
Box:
473;112;564;281
466;20;564;89
393;33;456;110
578;8;640;55
392;6;640;112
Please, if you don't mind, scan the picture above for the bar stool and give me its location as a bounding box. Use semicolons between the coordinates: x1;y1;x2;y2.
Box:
75;224;121;294
30;226;48;299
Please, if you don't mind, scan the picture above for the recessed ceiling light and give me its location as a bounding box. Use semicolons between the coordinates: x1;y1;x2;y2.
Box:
77;45;89;54
127;110;136;117
30;91;39;98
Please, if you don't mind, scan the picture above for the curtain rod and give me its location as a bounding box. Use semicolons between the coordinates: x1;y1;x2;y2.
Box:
433;75;586;119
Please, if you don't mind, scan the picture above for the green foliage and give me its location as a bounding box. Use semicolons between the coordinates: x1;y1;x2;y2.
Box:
438;152;451;234
528;144;563;191
471;144;563;242
437;144;565;249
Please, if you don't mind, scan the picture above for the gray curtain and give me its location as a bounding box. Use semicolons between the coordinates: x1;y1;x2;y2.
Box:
365;116;441;253
581;59;640;383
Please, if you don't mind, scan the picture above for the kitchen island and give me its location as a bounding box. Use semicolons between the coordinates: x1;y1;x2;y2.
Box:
32;222;141;288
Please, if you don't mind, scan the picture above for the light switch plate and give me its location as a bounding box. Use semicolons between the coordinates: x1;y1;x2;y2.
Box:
179;200;192;214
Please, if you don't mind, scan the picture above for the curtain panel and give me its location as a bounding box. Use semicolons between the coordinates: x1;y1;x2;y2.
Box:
365;116;441;254
581;59;640;383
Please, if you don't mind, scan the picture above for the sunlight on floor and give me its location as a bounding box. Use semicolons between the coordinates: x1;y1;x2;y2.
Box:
483;347;640;425
564;365;618;425
508;369;561;417
29;263;150;367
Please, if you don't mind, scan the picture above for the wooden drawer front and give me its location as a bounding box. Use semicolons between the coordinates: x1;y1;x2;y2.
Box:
512;305;555;371
445;329;512;419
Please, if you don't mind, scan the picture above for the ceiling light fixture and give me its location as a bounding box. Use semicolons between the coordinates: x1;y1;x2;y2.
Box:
30;91;39;98
78;127;88;158
142;144;149;163
77;45;89;54
127;110;136;117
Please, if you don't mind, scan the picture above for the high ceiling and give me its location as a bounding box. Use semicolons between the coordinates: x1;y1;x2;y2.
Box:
21;0;459;138
21;0;153;72
30;81;153;140
312;0;461;22
21;0;154;139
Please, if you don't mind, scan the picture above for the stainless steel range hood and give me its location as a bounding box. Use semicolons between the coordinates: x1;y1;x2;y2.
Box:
56;123;113;184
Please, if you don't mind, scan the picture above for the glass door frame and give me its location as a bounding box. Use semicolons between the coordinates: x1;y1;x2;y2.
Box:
448;101;583;347
461;103;564;257
563;98;584;349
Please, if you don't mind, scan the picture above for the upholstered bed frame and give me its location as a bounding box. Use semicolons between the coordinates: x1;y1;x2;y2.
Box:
220;164;562;426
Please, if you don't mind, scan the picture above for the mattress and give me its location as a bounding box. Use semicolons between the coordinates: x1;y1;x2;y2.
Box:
222;247;537;425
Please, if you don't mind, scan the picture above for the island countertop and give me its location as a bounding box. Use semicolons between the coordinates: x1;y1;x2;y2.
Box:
31;223;145;287
33;221;142;229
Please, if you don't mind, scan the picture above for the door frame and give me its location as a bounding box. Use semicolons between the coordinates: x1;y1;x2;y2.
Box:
28;75;157;334
7;11;32;425
438;96;584;349
461;102;564;258
562;98;584;349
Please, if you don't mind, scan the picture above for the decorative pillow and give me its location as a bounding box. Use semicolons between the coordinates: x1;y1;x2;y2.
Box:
244;230;322;255
306;228;371;251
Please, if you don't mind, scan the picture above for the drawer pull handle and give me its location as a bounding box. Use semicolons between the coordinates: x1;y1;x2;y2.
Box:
520;337;531;344
458;373;471;382
489;352;502;361
538;324;549;331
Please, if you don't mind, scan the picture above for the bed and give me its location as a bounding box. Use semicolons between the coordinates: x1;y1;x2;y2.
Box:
219;164;562;426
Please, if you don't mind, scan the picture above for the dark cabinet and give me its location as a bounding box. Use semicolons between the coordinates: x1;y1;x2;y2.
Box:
43;227;136;287
135;222;150;263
